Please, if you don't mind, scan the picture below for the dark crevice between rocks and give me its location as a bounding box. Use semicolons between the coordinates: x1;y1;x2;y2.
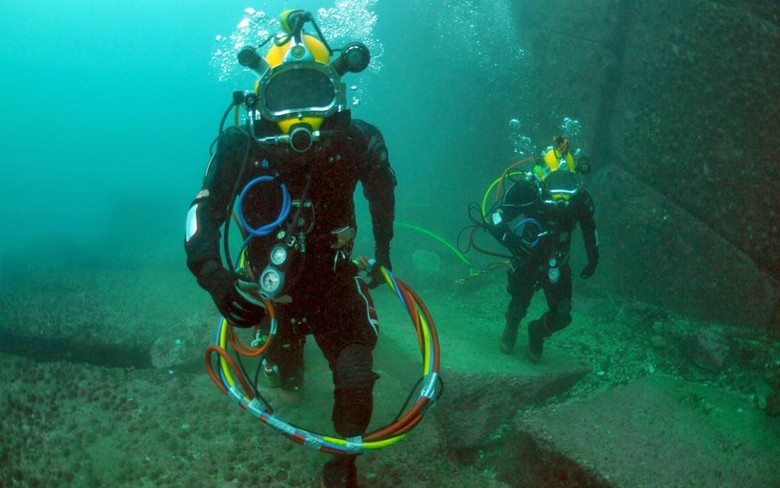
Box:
434;367;593;484
492;430;613;488
444;401;611;488
0;331;153;369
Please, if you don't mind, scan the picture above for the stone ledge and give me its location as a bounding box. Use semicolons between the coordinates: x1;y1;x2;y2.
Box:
494;374;780;487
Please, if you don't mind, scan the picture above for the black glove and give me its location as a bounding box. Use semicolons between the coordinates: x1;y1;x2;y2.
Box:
486;223;527;251
369;248;392;289
200;263;266;328
580;261;598;279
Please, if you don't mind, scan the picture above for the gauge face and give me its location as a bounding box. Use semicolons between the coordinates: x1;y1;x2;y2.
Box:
271;246;287;265
261;270;281;293
548;267;560;283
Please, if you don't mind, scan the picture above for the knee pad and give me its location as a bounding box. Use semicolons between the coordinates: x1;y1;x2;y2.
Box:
333;344;378;391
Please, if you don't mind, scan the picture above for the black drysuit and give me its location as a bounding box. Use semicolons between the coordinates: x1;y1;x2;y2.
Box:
185;112;396;439
490;175;598;335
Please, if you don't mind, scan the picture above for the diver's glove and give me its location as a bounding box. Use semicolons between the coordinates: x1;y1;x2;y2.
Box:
486;223;527;251
198;261;266;328
368;247;392;289
580;246;599;279
580;261;598;280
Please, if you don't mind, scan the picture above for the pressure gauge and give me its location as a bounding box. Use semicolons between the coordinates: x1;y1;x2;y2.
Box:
260;269;282;295
270;246;288;265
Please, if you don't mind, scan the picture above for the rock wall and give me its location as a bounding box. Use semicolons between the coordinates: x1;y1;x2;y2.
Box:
505;0;780;329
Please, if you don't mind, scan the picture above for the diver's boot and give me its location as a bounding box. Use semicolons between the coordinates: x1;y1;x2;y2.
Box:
527;318;546;362
320;455;358;488
499;321;520;355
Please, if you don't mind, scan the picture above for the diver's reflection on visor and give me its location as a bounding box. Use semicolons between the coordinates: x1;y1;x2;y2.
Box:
262;66;339;118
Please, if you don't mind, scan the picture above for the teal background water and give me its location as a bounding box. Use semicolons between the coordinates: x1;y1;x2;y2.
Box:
0;1;529;263
0;2;343;254
1;3;779;486
2;1;224;252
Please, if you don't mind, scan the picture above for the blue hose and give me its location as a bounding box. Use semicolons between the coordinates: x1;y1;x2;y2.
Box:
237;175;291;239
513;218;542;248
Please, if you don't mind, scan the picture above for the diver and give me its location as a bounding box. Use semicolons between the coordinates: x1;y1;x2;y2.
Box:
483;136;599;361
184;9;396;487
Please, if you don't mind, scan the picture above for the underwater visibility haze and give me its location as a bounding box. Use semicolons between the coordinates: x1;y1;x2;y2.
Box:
1;0;779;486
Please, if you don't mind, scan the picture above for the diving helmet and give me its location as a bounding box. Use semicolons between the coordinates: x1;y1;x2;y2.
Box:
535;135;577;181
542;169;582;210
535;136;582;210
237;9;371;152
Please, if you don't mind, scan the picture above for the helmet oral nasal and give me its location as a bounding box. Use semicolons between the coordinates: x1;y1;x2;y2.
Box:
287;122;316;153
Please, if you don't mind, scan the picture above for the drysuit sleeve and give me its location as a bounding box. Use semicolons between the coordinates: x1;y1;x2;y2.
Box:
354;121;396;267
184;127;249;286
577;189;599;266
486;180;534;251
485;219;529;252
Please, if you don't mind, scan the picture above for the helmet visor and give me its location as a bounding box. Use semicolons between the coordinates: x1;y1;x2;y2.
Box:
544;170;580;207
259;63;345;120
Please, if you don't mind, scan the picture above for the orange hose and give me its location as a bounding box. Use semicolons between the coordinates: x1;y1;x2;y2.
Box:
495;156;534;201
204;344;256;401
228;326;272;357
205;345;228;395
365;397;429;441
227;300;278;357
397;278;441;371
205;264;440;450
398;283;423;352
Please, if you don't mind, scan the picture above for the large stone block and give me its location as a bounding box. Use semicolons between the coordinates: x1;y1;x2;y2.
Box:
589;164;777;328
496;374;780;487
611;1;780;282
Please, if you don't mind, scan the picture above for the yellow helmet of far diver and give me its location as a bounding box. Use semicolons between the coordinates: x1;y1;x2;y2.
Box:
535;135;577;181
535;135;582;209
236;9;371;151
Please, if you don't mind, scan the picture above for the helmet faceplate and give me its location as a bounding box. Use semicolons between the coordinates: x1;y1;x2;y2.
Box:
255;34;347;133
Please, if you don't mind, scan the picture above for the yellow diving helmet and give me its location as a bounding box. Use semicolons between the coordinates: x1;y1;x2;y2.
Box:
535;136;581;209
259;32;339;134
236;9;371;152
535;135;577;181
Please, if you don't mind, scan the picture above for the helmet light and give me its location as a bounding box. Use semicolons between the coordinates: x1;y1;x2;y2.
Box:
332;42;371;76
237;46;271;76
